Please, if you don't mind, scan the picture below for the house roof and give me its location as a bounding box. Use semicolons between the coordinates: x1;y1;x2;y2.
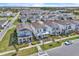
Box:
17;23;32;31
31;21;46;29
25;23;33;31
43;20;58;27
17;23;25;31
0;20;8;25
17;23;32;37
69;20;79;24
54;20;72;25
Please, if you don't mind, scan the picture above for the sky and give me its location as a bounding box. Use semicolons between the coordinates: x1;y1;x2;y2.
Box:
0;3;79;7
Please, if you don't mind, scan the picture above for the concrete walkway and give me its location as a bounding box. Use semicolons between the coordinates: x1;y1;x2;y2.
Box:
46;39;79;56
0;41;52;56
0;35;79;56
36;45;42;51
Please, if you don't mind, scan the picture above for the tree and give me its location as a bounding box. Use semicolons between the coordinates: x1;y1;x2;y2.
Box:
32;32;38;41
9;29;18;55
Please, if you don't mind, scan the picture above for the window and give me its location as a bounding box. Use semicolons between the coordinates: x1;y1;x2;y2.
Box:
23;38;26;43
43;28;46;32
56;27;58;30
19;39;23;44
68;26;71;29
52;28;55;30
37;30;39;33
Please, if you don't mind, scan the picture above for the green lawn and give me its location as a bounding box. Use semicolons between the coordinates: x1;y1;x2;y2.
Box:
31;41;40;45
13;20;20;25
0;27;30;53
16;43;29;48
41;41;62;50
17;47;38;56
41;35;79;50
13;17;21;25
8;17;13;21
65;36;79;40
2;47;38;56
0;29;2;32
48;35;61;40
0;28;16;52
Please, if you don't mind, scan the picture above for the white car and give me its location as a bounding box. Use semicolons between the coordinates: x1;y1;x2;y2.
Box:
64;40;72;45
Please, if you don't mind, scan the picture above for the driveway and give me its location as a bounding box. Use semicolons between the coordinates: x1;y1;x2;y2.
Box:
47;39;79;56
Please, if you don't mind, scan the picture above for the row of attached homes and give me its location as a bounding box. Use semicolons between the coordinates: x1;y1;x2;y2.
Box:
17;9;78;44
20;9;76;22
0;11;16;17
17;19;79;44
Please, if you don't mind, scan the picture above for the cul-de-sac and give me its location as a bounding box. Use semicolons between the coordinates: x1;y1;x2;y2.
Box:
0;7;79;56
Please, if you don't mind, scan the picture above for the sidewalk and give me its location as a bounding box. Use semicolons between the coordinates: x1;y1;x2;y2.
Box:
0;35;79;55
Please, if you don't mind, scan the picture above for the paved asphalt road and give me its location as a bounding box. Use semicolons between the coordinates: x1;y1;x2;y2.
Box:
47;39;79;56
0;12;20;41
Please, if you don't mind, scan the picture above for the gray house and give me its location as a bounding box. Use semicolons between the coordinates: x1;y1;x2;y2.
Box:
30;21;49;39
69;20;79;32
54;20;74;35
17;23;33;44
43;20;61;35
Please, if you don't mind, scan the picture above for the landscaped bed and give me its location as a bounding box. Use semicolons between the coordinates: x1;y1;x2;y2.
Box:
31;41;40;45
40;35;79;50
41;41;62;50
16;43;29;48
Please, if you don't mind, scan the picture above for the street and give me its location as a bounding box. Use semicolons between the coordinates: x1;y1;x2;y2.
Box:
47;39;79;56
0;35;79;56
0;12;20;41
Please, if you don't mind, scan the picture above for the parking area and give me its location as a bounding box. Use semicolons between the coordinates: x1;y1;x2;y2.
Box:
47;39;79;56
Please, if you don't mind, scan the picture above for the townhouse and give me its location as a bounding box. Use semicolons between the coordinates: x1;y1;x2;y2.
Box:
43;20;62;35
0;11;15;17
20;9;76;22
54;20;74;35
30;21;49;39
18;9;77;42
17;23;33;44
69;20;79;32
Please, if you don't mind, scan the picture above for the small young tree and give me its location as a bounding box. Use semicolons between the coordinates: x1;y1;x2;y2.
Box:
9;29;18;55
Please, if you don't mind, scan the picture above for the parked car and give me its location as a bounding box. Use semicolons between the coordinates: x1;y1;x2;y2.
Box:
64;40;72;45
